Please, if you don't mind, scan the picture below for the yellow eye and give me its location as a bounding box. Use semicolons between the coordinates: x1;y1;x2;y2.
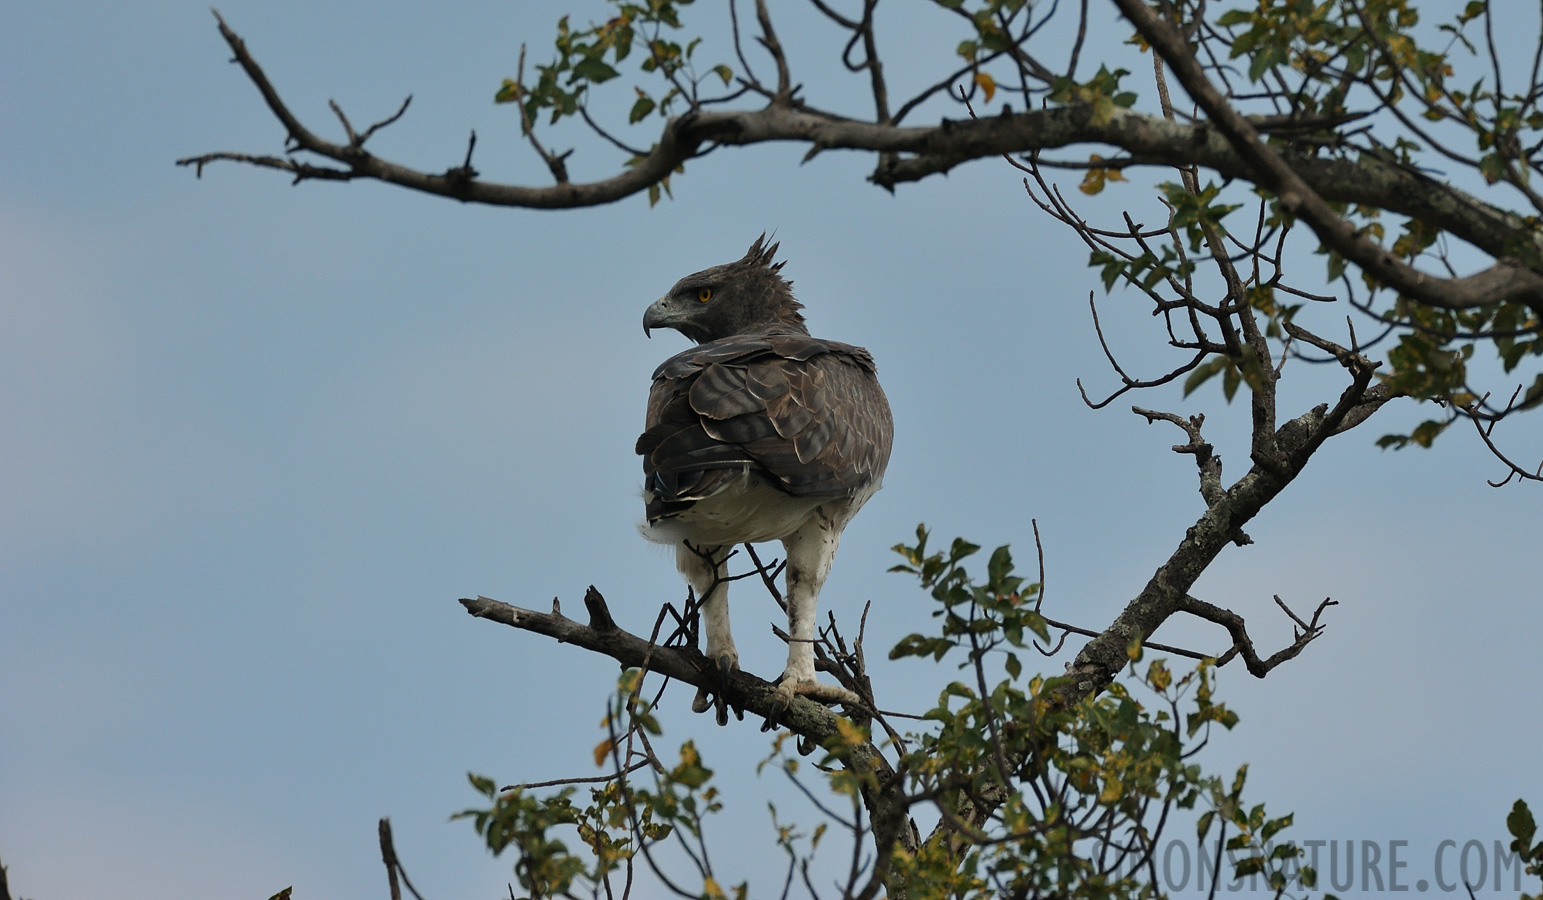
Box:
697;287;713;303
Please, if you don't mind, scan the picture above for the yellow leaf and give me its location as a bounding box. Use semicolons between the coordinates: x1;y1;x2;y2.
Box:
593;738;614;768
835;716;869;747
974;71;996;103
1100;777;1124;804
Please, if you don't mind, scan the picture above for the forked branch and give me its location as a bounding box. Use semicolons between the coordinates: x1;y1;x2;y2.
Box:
1175;594;1339;677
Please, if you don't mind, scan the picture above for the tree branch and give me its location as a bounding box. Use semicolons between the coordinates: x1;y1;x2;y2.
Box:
1058;385;1375;703
1175;593;1338;677
458;588;915;873
1112;0;1543;316
181;12;1543;284
378;818;426;900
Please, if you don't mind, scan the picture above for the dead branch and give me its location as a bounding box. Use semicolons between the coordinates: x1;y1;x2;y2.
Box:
1464;392;1543;486
378;818;427;900
1132;406;1229;513
1175;594;1338;677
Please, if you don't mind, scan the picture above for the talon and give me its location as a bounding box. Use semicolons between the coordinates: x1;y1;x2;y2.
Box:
760;677;861;731
761;691;791;733
692;651;739;725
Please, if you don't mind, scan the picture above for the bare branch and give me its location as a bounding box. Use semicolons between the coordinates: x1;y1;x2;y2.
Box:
500;759;654;794
0;848;13;900
1175;594;1338;677
357;94;413;145
1132;407;1230;513
1039;613;1216;661
1464;397;1543;485
754;0;792;102
1078;293;1209;410
378;818;427;900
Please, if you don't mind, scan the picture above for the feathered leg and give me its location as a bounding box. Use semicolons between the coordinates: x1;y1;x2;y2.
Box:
764;517;861;729
676;543;738;724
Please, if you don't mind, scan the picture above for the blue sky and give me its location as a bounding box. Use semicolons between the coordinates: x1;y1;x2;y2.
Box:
2;1;1539;898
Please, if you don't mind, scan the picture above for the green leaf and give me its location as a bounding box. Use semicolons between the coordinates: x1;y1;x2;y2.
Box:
468;772;498;797
572;56;620;84
948;537;981;563
1089;94;1116;127
1261;812;1294;841
1480;152;1507;184
987;545;1013;586
1183;356;1229;397
1248;45;1287;83
1510;799;1538;851
629;94;656;123
1231;764;1249;798
1222;359;1241;401
494;78;522;104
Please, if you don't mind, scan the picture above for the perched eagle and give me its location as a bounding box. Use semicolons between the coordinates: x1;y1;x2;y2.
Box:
637;236;893;723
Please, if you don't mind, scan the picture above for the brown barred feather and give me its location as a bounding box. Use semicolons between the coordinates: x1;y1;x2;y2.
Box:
639;332;892;518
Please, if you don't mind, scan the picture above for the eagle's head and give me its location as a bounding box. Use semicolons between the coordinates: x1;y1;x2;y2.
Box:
643;235;808;343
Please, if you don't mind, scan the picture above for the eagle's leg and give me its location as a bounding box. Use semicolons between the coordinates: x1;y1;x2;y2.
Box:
676;543;739;725
763;520;862;731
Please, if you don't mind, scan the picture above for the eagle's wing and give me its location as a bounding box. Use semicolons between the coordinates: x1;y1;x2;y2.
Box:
637;333;893;521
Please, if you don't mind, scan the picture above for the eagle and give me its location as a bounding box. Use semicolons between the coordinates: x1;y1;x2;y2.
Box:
637;236;893;724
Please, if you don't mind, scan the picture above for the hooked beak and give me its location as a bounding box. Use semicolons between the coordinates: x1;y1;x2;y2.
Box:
642;297;675;339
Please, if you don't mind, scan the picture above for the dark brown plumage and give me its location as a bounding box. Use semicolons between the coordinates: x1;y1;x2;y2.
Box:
637;332;891;518
637;236;892;725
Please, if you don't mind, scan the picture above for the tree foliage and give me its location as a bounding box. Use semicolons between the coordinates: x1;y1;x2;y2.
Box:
459;536;1321;900
177;0;1543;897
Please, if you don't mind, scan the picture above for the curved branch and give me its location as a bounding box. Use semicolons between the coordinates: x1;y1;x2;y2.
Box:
1112;0;1543;316
1174;594;1338;677
181;12;1543;284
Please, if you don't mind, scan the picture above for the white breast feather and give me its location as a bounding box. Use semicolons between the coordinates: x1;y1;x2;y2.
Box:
642;470;862;546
